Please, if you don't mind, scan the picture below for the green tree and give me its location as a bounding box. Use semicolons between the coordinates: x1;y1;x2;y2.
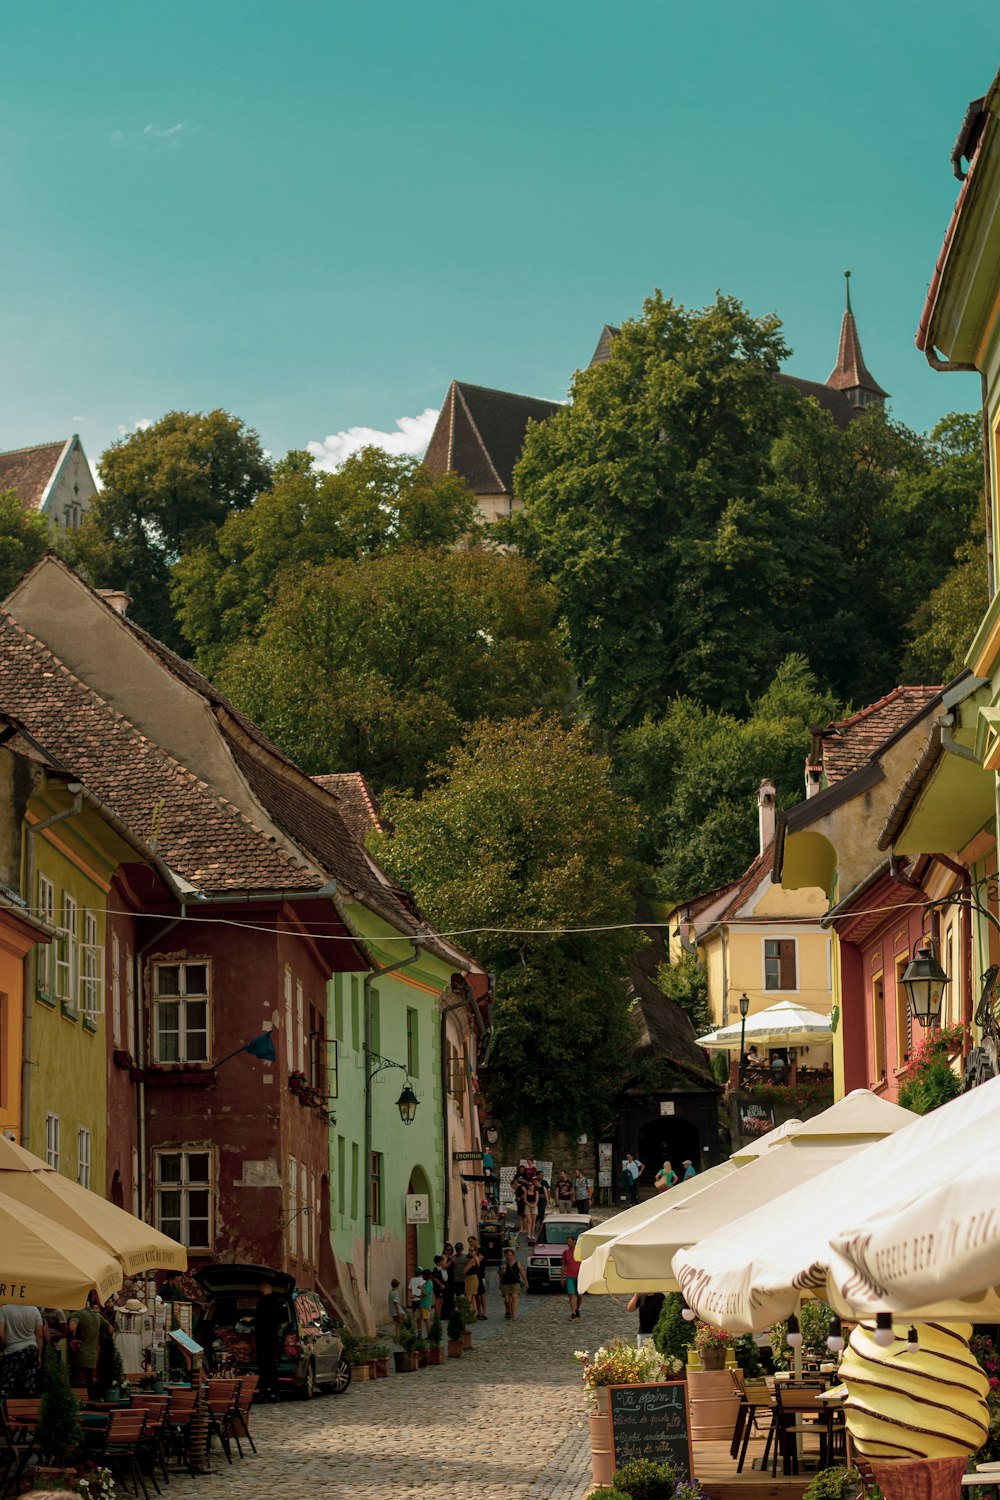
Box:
616;655;839;901
173;447;479;673
217;547;568;792
372;715;644;1137
656;952;712;1036
516;291;799;728
0;487;50;596
903;513;989;681
64;410;272;650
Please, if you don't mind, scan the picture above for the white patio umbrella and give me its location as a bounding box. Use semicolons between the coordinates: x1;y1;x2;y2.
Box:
579;1091;913;1296
696;1000;832;1049
673;1074;1000;1331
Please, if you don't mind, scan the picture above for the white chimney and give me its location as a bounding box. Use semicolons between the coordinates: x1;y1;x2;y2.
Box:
97;589;131;616
757;778;776;854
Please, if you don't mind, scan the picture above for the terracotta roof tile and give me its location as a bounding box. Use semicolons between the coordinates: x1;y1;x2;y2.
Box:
312;773;383;844
0;441;68;510
0;612;317;893
424;381;561;496
819;686;942;784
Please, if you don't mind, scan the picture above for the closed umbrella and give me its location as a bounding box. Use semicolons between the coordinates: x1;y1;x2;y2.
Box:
579;1091;913;1296
0;1190;123;1307
0;1135;186;1276
696;1000;832;1049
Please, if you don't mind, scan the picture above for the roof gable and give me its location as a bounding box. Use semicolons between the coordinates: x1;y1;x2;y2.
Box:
816;686;943;784
423;381;560;496
0;439;72;511
312;772;383;844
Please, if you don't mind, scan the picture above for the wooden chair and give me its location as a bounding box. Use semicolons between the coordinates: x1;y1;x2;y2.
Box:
229;1375;259;1458
771;1384;829;1477
729;1371;776;1473
205;1379;240;1464
130;1394;170;1488
0;1400;41;1497
93;1408;150;1500
163;1388;198;1475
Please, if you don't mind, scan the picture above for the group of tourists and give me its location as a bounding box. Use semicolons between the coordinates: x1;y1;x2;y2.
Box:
617;1152;697;1204
512;1160;591;1240
394;1237;492;1334
0;1292;107;1399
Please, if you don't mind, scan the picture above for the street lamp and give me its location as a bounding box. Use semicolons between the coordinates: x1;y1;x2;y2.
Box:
396;1081;419;1125
900;943;949;1029
738;993;750;1085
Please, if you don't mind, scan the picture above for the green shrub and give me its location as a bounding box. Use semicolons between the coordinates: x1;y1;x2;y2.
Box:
589;1490;631;1500
801;1468;863;1500
428;1317;443;1345
37;1344;81;1465
611;1458;677;1500
733;1332;763;1378
447;1308;465;1341
397;1314;419;1352
652;1293;696;1365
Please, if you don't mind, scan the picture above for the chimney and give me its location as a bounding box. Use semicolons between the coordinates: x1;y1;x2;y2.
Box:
757;778;776;854
97;589;131;616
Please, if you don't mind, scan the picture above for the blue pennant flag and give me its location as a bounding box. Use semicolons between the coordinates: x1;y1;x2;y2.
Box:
244;1031;277;1063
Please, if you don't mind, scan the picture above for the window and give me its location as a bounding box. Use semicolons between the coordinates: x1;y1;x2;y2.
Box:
125;947;135;1057
154;1150;212;1248
872;974;886;1080
153;961;210;1064
45;1113;60;1171
328;1038;339;1099
56;894;78;1008
287;1156;299;1256
350;1141;359;1221
80;910;102;1019
111;933;122;1046
764;939;796;991
350;976;360;1051
333;973;344;1042
894;957;911;1067
406;1007;419;1077
77;1127;91;1188
284;966;293;1068
299;1160;308;1261
296;980;305;1073
370;1151;383;1226
336;1135;346;1215
37;875;55;994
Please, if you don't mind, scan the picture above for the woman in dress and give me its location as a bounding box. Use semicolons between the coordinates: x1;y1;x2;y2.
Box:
654;1161;678;1193
463;1244;480;1314
499;1249;526;1321
523;1178;538;1243
0;1304;43;1398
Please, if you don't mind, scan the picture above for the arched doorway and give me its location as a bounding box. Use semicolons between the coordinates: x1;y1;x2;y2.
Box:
636;1116;701;1196
406;1166;434;1279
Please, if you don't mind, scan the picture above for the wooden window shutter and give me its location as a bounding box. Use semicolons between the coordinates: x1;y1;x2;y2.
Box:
779;941;796;990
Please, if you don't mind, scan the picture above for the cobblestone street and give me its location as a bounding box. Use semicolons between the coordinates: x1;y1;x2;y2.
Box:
172;1277;630;1500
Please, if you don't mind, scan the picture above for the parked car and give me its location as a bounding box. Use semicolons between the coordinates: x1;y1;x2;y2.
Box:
195;1263;350;1399
526;1213;593;1293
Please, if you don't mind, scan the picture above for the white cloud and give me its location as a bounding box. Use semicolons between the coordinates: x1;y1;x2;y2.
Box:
111;122;193;150
144;122;185;140
307;407;439;472
116;417;153;436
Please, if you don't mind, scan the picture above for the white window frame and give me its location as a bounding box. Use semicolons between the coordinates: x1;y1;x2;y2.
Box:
45;1113;60;1171
77;1126;91;1188
111;932;122;1046
37;874;55;995
80;910;103;1019
284;965;293;1068
56;893;78;1008
287;1155;299;1257
296;980;305;1073
125;947;135;1057
299;1159;308;1262
153;1149;213;1249
152;960;211;1065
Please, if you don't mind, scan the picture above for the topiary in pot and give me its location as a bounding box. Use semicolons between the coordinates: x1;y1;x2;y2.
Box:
653;1293;696;1366
611;1458;678;1500
37;1345;82;1466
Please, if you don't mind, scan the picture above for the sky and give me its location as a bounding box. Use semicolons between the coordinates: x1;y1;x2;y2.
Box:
2;2;999;472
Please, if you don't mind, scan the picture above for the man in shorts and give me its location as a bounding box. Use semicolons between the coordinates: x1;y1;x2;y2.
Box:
562;1235;582;1321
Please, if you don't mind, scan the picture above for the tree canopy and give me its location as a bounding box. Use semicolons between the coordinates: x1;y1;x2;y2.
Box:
173;447;480;673
216;546;568;792
64;410;272;650
0;489;50;600
371;714;643;1138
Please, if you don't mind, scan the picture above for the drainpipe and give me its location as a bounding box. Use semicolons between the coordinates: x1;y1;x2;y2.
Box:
363;942;422;1293
21;784;83;1148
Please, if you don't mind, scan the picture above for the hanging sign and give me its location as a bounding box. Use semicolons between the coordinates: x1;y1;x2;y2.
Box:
405;1193;429;1224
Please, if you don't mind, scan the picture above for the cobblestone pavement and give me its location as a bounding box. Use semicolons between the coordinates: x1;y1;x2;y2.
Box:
172;1270;631;1500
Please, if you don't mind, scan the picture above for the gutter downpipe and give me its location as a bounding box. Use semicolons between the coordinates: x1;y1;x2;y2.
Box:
22;786;83;1149
924;357;994;599
364;941;422;1294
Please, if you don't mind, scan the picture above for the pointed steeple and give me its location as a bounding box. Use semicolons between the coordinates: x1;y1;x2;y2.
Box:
825;271;889;410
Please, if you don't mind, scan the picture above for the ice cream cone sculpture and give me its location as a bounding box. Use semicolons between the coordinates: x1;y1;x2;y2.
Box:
839;1320;989;1461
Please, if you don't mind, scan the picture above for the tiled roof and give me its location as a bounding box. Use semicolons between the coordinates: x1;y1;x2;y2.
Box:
772;373;857;430
0;613;318;893
826;285;889;399
423;381;561;496
312;773;383;844
0;441;68;510
716;844;775;922
818;687;943;785
589;325;620;366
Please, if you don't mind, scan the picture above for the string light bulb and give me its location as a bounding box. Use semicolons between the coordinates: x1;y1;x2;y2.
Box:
681;1303;696;1322
873;1312;895;1347
906;1326;919;1353
826;1315;844;1353
786;1313;802;1348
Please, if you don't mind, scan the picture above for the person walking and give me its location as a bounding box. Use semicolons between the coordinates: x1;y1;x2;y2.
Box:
555;1171;574;1213
513;1170;527;1235
682;1159;697;1181
0;1304;43;1397
253;1280;285;1401
573;1168;591;1214
627;1291;665;1349
523;1177;539;1243
418;1271;434;1335
561;1235;582;1321
621;1153;644;1205
469;1238;487;1320
463;1245;479;1314
499;1248;526;1320
654;1160;678;1193
68;1294;104;1397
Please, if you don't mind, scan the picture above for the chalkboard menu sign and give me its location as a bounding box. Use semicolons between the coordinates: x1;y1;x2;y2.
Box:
608;1382;693;1478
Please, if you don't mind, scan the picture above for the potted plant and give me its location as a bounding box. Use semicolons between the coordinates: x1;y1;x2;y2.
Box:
457;1294;476;1350
426;1317;444;1366
37;1346;82;1466
694;1322;731;1370
414;1336;430;1368
394;1315;420;1373
575;1340;678;1412
368;1341;390;1378
447;1307;465;1359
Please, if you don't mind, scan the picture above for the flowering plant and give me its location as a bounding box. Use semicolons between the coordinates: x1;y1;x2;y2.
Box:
693;1322;731;1352
574;1338;676;1404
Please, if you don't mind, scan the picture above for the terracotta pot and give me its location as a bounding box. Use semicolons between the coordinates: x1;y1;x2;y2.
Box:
700;1346;726;1370
374;1357;390;1378
594;1386;610;1415
447;1339;464;1359
417;1348;429;1367
462;1330;473;1350
393;1351;419;1373
426;1346;444;1366
590;1411;615;1487
870;1457;968;1500
352;1362;369;1380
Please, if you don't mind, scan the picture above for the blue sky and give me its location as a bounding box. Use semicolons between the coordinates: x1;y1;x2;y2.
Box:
2;3;998;471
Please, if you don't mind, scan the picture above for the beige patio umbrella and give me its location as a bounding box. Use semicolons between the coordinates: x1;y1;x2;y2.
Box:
0;1190;123;1306
579;1091;913;1296
0;1134;187;1275
696;1000;832;1049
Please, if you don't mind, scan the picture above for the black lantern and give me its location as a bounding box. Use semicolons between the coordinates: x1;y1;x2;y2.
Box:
901;944;949;1029
396;1082;419;1125
738;993;751;1085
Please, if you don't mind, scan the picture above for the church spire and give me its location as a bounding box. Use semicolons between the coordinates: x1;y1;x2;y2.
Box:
825;271;889;410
